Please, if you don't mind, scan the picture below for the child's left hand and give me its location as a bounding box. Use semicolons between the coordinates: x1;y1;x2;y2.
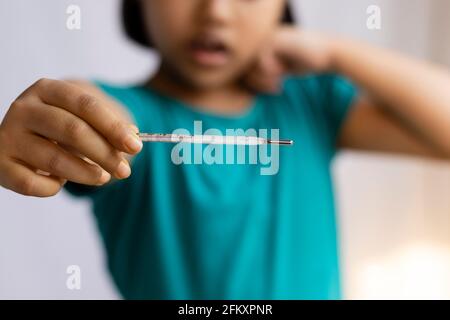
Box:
244;27;334;93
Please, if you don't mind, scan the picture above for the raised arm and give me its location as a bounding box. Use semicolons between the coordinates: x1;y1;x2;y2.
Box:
245;27;450;160
332;38;450;160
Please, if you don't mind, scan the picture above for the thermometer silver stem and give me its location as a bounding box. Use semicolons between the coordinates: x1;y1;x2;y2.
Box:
137;133;294;146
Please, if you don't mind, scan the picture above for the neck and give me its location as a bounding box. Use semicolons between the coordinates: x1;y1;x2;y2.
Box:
146;65;255;116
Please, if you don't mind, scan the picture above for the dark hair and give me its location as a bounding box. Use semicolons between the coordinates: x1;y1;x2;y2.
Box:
122;0;295;48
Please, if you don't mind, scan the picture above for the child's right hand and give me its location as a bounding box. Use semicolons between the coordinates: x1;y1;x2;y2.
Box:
0;78;143;197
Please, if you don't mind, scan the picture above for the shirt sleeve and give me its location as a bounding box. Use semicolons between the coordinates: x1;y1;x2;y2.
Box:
283;74;359;157
320;74;359;143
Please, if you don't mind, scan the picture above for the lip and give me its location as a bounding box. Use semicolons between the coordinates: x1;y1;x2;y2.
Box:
187;34;232;68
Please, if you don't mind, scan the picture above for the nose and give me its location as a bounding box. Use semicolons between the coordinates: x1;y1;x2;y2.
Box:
199;0;234;26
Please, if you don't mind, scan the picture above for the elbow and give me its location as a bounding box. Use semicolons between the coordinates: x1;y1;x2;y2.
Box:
438;142;450;161
426;139;450;161
444;150;450;161
434;131;450;160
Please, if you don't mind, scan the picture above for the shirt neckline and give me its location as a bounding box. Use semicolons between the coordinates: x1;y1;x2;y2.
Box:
134;84;262;123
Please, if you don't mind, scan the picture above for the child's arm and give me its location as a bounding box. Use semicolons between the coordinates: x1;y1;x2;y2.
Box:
246;28;450;160
331;37;450;159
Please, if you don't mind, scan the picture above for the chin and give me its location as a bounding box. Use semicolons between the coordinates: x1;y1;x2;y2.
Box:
182;69;242;91
163;60;245;91
188;77;230;90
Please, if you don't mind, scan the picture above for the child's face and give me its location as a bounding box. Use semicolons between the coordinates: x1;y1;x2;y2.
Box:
141;0;286;89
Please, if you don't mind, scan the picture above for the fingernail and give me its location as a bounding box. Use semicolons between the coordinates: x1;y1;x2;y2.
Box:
116;160;131;179
97;170;111;185
129;124;139;134
125;133;143;153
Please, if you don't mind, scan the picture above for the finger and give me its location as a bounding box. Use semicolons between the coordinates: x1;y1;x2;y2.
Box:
245;71;282;94
12;133;111;186
36;169;68;186
0;157;64;197
260;49;285;76
33;79;142;154
23;101;131;179
245;53;284;93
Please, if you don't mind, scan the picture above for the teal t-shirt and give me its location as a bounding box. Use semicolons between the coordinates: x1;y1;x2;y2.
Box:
65;74;358;300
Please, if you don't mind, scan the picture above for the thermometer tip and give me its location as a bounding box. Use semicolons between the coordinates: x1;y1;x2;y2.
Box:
268;140;294;146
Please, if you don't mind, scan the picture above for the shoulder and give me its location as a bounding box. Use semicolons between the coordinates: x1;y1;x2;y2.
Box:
283;74;356;97
282;74;358;114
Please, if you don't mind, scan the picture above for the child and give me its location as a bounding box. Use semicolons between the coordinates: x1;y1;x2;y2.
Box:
0;0;449;299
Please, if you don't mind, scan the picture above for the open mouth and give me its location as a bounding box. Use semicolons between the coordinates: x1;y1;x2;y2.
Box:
189;36;231;67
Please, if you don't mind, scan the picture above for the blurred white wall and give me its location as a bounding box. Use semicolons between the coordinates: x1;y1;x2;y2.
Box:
0;0;449;299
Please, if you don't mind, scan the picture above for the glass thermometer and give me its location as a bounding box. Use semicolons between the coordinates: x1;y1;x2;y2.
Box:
137;133;294;146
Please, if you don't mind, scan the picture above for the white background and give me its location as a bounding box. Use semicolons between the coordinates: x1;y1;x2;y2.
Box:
0;0;449;299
